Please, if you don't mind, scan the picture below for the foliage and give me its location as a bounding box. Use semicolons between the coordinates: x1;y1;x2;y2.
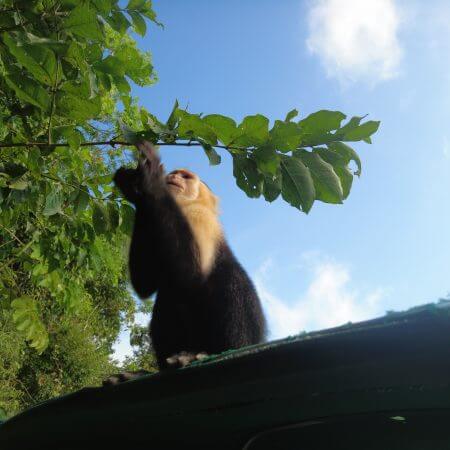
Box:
0;0;379;417
0;0;159;416
128;106;379;213
121;301;158;373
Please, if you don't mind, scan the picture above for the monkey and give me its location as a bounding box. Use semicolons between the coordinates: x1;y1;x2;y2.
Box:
104;141;265;384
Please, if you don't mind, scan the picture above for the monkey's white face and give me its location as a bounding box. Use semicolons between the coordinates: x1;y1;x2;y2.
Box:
166;169;200;201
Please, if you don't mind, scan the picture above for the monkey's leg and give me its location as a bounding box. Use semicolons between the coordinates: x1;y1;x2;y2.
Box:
166;351;208;368
102;370;150;387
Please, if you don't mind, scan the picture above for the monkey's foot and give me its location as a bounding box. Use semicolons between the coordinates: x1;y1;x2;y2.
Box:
166;351;208;368
102;370;150;387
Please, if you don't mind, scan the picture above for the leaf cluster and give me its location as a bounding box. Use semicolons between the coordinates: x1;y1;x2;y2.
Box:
129;105;379;213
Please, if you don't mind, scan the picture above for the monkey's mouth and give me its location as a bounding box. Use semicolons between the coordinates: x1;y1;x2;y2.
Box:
167;180;182;189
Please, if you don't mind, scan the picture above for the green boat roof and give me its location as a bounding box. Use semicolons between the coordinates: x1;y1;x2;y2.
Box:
1;300;450;449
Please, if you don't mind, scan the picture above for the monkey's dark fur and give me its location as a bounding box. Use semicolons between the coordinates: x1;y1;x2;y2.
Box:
114;147;266;370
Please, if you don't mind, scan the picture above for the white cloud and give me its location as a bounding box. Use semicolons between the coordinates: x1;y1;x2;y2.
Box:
443;137;450;160
255;255;384;339
306;0;403;85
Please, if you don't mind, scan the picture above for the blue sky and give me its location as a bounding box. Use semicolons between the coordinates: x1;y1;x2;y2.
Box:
114;0;450;360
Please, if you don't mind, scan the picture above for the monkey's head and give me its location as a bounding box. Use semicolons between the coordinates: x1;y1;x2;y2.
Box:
166;169;218;213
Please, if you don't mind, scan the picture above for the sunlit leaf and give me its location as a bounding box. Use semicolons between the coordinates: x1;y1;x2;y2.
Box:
3;34;57;86
295;150;343;204
11;296;49;354
280;155;315;212
233;114;269;147
203;114;237;146
284;109;299;122
5;71;50;110
176;110;217;145
269;120;302;152
65;3;103;39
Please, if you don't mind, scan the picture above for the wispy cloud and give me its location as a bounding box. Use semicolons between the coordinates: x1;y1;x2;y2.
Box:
255;255;385;339
306;0;403;85
443;136;450;159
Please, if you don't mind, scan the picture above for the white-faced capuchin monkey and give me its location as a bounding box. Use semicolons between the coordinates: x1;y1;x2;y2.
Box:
104;141;265;385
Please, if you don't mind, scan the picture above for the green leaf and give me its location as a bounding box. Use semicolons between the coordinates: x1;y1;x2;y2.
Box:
280;155;315;212
91;0;112;13
127;0;147;9
11;296;49;354
201;143;221;166
65;3;103;39
327;142;362;176
269;120;302;152
296;150;343;204
166;100;179;130
92;203;109;234
176;110;217;145
203;114;237;146
94;55;126;77
108;202;120;231
73;189;90;215
341;120;380;142
262;174;281;202
57;81;101;120
284;109;299;122
129;11;147;36
252;143;279;175
299;110;346;134
232;155;263;198
120;203;135;235
3;34;57;86
314;147;354;199
5;71;50;110
233;114;269;147
333;166;353;199
43;190;63;216
336;116;364;135
9;177;29;190
106;11;131;34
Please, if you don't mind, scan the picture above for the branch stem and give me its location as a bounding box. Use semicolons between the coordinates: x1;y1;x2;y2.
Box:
0;140;249;152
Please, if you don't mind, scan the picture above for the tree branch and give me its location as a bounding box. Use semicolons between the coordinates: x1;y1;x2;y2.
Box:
0;140;248;151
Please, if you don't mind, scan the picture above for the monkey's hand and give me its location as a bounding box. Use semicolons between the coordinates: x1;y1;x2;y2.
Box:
113;167;141;204
166;351;209;368
136;141;165;196
102;370;150;387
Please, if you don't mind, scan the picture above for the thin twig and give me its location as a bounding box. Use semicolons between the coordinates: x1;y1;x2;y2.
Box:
47;22;61;144
42;174;110;202
0;223;25;246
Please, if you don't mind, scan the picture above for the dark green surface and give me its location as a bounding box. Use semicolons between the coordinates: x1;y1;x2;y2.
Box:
1;301;450;449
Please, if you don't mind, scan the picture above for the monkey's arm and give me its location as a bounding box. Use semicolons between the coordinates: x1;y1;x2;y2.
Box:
136;180;202;286
119;142;202;291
